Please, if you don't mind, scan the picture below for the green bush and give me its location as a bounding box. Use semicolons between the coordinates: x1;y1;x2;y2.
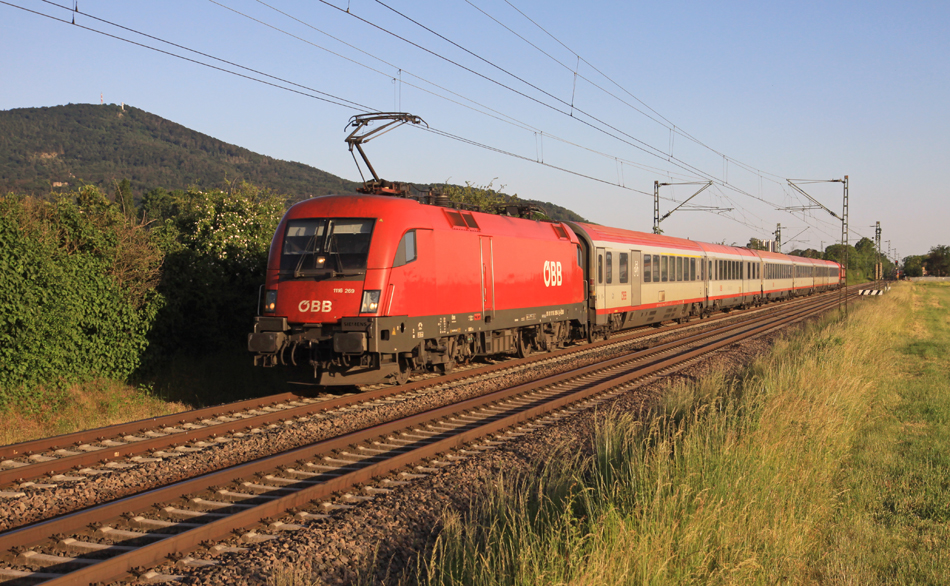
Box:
141;182;285;364
0;188;163;408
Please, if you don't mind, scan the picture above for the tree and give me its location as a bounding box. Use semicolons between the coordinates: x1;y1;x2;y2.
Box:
855;237;876;255
790;248;822;259
112;178;136;218
925;245;950;277
903;255;925;277
439;180;519;213
747;238;767;250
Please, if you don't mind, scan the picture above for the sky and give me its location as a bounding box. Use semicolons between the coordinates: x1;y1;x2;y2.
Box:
2;0;948;259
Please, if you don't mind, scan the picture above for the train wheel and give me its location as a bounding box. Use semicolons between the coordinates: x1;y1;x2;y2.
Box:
516;331;533;358
438;359;456;374
394;359;411;385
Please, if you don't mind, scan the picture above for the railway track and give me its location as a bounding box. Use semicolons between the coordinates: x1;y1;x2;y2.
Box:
0;290;856;585
0;289;846;498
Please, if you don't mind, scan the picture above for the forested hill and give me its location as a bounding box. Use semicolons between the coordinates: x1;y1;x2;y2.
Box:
0;103;588;221
0;103;360;200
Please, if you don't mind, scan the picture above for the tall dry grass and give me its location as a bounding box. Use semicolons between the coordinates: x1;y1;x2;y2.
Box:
413;287;911;586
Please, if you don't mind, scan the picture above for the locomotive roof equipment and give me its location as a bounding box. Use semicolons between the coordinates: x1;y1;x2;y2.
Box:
345;112;426;197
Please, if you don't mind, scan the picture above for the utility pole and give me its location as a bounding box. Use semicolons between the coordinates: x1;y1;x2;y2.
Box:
874;221;882;281
787;175;849;316
774;224;783;253
841;175;849;315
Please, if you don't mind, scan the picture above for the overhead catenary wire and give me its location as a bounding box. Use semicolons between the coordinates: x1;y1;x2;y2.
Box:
25;0;370;111
0;0;666;200
215;0;705;184
6;0;855;249
490;0;792;186
314;0;794;212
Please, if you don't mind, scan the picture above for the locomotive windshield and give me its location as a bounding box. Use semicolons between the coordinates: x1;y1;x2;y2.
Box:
280;218;375;277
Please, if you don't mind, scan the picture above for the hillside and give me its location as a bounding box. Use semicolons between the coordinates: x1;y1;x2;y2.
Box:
0;103;587;221
0;103;360;200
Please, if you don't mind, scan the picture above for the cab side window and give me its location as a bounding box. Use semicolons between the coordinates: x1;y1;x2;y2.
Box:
393;230;417;267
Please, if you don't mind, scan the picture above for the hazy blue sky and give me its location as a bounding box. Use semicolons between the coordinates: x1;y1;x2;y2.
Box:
2;0;947;258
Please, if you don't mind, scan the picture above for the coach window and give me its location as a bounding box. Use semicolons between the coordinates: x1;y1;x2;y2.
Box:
661;256;669;282
674;257;681;281
644;255;652;283
653;255;660;282
598;254;603;284
392;230;417;267
619;253;629;283
606;252;613;284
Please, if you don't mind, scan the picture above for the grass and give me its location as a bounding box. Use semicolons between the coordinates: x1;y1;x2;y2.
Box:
0;378;187;445
0;344;305;446
822;281;950;584
397;282;950;585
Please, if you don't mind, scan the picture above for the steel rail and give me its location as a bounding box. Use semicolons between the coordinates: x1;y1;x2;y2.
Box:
0;294;848;486
0;289;848;492
0;393;310;460
0;291;819;486
0;293;848;585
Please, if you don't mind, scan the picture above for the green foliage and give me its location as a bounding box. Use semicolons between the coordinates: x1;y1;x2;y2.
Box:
437;179;589;222
790;248;823;259
824;241;894;283
0;189;163;408
924;244;950;277
0;104;360;202
903;255;925;277
143;182;285;364
747;237;768;250
438;179;517;212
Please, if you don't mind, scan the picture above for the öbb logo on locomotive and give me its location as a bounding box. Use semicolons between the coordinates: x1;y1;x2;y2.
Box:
298;300;333;313
543;260;563;287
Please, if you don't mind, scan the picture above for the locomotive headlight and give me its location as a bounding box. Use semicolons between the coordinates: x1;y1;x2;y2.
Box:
360;290;381;313
316;256;326;265
263;290;277;313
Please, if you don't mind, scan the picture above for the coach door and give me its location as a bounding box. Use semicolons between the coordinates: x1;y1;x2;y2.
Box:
595;247;606;324
628;250;642;308
480;236;495;318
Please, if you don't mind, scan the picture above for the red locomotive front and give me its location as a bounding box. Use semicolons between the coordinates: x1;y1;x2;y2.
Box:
249;194;587;386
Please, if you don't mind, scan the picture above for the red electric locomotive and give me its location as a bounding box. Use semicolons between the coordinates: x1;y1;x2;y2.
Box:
248;194;587;385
